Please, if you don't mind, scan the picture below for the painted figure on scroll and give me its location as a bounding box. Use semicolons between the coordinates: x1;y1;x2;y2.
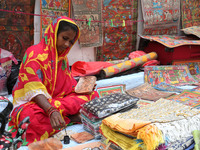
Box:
8;16;99;146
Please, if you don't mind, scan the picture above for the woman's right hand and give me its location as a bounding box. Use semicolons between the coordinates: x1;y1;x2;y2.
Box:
32;94;66;130
49;111;66;130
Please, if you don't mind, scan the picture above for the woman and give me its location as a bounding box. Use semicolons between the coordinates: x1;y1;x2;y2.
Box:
8;16;99;145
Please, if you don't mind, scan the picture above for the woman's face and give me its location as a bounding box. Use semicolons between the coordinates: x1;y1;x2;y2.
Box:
56;29;76;55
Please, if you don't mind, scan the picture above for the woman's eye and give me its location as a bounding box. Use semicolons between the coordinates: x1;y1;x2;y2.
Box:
63;37;69;40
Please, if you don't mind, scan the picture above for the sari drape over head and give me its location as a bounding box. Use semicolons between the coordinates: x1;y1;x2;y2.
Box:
8;16;99;145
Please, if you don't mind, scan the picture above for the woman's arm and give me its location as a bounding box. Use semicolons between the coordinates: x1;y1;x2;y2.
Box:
32;94;65;130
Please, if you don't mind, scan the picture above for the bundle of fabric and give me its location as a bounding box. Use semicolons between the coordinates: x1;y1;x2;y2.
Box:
80;108;103;139
128;51;160;67
71;61;115;77
100;99;200;150
80;93;139;139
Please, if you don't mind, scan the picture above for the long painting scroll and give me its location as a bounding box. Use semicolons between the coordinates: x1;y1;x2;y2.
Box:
72;0;103;48
141;0;180;35
96;0;138;61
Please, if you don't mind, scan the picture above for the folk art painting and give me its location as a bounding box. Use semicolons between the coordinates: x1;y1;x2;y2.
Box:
144;65;198;86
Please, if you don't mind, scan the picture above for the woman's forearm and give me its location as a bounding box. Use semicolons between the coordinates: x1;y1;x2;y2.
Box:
32;94;52;112
32;94;66;129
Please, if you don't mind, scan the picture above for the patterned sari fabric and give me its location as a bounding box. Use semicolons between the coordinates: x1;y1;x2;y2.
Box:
8;16;99;145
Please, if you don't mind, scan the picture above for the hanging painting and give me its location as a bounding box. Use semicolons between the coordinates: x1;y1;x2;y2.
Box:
40;0;69;38
72;0;103;48
0;0;35;60
141;0;180;35
181;0;200;28
96;0;138;61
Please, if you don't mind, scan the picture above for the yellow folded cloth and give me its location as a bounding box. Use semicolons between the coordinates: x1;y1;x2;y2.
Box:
100;123;145;150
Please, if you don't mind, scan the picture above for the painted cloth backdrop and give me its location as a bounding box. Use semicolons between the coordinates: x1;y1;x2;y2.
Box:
141;0;180;35
40;0;69;38
0;0;35;60
72;0;103;48
96;0;138;61
181;0;200;28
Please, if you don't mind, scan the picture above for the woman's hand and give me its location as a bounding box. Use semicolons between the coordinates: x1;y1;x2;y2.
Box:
32;94;66;130
49;111;66;130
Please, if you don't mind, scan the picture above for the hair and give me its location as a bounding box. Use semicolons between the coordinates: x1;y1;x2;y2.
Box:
57;21;78;36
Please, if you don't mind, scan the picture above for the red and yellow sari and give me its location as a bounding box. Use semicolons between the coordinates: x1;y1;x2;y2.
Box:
8;16;99;145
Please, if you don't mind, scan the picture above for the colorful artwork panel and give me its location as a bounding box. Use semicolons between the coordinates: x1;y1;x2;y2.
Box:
144;65;198;86
141;0;180;35
139;35;200;48
41;0;69;38
153;82;185;93
0;0;35;60
96;0;138;61
173;59;200;81
126;83;175;101
167;90;200;109
72;0;103;47
182;26;200;39
181;0;200;28
97;84;126;98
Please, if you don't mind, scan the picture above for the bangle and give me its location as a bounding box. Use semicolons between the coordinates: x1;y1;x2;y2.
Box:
45;106;59;117
48;109;59;117
46;106;54;114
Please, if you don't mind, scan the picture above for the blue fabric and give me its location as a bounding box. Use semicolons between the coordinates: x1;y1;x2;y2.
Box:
96;72;144;90
167;136;194;150
185;143;195;150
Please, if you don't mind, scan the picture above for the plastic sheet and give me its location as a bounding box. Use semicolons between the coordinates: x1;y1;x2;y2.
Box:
0;48;18;96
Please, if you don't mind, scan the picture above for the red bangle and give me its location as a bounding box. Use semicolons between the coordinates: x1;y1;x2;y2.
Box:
45;106;59;117
48;109;59;117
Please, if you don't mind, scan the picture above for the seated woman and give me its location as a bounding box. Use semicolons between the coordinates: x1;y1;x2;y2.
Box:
8;16;99;145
